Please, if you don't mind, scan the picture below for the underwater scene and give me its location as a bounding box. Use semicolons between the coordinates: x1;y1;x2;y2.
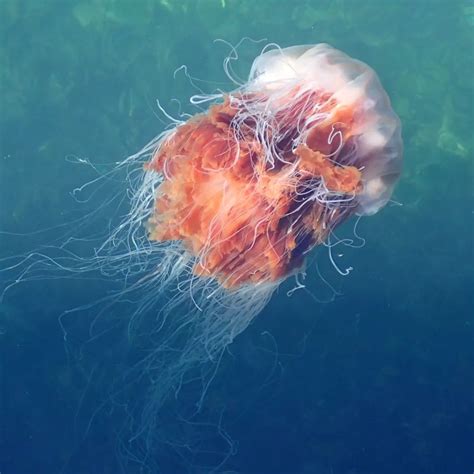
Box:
0;1;473;473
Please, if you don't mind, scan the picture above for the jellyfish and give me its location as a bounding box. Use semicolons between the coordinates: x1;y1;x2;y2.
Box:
1;43;402;469
103;43;402;462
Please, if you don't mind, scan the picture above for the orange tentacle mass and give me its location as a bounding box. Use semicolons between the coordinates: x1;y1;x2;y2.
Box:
146;92;361;288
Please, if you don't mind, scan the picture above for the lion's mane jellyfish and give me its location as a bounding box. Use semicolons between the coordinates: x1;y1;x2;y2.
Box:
145;44;402;291
119;46;403;456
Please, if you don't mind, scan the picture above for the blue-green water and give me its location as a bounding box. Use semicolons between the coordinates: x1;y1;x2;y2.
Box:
0;1;473;473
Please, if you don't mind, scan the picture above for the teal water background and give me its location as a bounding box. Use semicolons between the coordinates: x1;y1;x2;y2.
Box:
0;1;473;473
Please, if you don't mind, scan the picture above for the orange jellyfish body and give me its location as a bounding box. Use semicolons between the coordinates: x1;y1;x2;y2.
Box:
146;44;402;288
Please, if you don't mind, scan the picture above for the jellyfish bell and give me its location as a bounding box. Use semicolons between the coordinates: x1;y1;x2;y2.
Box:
250;43;403;215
